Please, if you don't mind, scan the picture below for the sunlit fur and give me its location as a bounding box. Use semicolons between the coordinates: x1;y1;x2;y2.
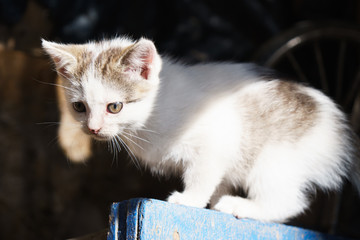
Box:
42;37;360;223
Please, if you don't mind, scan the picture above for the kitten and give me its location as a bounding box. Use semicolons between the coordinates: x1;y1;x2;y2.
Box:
42;37;360;223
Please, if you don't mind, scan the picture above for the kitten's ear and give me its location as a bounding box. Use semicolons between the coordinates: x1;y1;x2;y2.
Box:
122;38;160;80
42;39;77;79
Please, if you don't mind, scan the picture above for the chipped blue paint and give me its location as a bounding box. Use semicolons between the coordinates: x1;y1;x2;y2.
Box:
107;198;352;240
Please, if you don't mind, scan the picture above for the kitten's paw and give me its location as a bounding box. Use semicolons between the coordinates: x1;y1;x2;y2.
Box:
63;141;92;162
167;191;207;208
214;196;259;220
59;126;92;163
213;195;238;215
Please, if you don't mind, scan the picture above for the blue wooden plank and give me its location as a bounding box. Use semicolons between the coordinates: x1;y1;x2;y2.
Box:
108;201;122;240
107;198;354;240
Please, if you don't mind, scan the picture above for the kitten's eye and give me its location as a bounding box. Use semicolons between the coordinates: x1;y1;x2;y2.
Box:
107;102;123;114
73;102;86;113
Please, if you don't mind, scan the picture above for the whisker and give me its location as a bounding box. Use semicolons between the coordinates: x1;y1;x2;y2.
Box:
107;140;111;152
56;71;78;85
115;135;141;170
36;122;60;130
108;139;113;155
35;79;76;93
122;131;150;144
36;122;83;133
122;126;159;135
121;133;144;151
138;128;159;134
114;137;122;153
47;135;60;147
139;125;160;134
36;122;61;125
110;138;120;166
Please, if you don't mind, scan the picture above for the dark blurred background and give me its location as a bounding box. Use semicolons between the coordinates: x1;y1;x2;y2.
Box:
1;0;360;239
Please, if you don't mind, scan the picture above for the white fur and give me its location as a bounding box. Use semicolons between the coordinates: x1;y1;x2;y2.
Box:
127;61;355;222
42;38;359;223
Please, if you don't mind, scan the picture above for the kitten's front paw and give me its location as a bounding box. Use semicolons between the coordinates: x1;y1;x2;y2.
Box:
59;125;92;163
214;196;260;220
213;196;238;215
167;191;207;208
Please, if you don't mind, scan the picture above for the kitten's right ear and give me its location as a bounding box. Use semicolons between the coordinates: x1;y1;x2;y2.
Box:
42;39;77;79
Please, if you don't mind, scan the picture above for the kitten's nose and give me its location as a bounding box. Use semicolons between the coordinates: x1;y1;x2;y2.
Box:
89;128;100;135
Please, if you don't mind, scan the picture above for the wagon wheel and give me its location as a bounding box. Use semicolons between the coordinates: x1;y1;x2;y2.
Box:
253;21;360;234
254;21;360;133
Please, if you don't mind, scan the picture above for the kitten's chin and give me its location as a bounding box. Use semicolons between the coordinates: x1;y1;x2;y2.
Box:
90;134;111;141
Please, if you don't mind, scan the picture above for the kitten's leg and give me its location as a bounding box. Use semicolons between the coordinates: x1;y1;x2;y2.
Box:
214;148;309;222
209;181;234;209
167;154;226;208
214;189;307;223
57;77;92;162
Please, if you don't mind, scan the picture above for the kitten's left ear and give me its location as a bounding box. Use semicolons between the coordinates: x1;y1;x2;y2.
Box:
122;38;161;80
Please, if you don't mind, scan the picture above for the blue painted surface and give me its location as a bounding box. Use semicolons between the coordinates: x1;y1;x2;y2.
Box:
107;198;352;240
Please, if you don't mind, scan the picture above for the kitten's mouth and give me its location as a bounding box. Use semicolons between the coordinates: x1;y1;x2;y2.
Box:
91;134;111;141
86;132;110;141
82;127;111;141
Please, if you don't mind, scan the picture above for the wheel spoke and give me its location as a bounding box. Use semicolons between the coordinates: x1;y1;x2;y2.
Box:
336;40;347;101
285;51;309;83
314;41;329;94
345;67;360;109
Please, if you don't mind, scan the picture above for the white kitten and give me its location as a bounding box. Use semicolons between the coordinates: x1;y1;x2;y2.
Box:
42;37;360;222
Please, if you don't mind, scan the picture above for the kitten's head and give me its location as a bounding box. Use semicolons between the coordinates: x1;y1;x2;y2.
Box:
42;37;162;141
